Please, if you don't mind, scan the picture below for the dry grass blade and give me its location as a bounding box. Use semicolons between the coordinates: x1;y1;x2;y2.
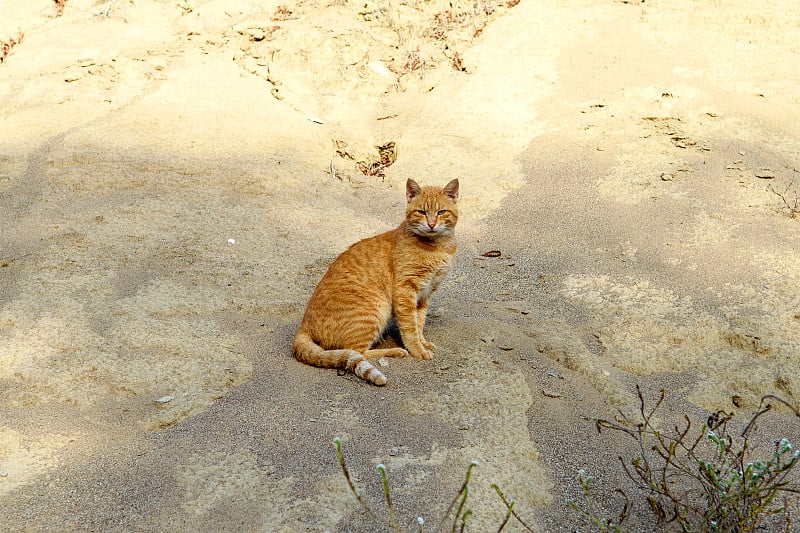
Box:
333;438;388;527
492;484;536;532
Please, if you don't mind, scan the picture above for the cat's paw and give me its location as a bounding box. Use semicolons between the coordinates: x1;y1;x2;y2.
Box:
411;346;434;360
422;340;436;352
386;348;410;358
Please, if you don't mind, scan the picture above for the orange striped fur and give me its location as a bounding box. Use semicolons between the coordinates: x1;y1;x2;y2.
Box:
293;179;459;385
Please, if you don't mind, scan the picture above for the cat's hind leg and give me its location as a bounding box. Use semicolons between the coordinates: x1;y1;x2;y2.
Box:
364;347;409;358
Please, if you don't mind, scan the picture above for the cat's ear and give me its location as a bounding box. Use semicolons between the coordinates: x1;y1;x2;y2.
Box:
406;179;422;203
443;179;459;202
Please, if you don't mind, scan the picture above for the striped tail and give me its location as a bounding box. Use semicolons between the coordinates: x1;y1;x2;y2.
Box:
293;332;387;386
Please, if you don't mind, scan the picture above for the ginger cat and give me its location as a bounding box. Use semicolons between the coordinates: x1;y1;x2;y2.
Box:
293;178;459;385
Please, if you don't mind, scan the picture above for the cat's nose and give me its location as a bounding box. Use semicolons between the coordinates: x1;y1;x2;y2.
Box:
427;221;436;229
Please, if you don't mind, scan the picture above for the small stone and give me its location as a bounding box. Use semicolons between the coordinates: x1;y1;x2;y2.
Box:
0;471;8;477
542;389;562;398
155;396;174;404
227;238;236;245
496;344;514;351
660;173;673;181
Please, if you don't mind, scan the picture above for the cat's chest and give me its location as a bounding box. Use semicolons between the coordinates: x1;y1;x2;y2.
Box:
416;262;450;302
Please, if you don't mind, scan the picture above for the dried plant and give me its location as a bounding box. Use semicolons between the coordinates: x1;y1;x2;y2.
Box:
272;5;294;21
0;32;24;64
54;0;68;17
767;178;800;219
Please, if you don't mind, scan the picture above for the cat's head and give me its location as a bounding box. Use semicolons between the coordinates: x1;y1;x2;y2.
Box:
405;178;459;238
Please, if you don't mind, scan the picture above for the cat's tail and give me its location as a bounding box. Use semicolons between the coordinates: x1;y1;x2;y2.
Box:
292;332;387;386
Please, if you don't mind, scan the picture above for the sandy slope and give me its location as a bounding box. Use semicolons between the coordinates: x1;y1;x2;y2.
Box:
1;0;800;531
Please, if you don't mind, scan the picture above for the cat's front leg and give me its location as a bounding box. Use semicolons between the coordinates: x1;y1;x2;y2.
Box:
415;302;436;352
401;319;433;359
394;289;433;360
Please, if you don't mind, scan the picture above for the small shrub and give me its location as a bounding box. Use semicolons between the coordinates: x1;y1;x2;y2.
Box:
570;386;800;532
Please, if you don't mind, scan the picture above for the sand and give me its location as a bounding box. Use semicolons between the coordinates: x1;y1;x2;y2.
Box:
1;0;799;531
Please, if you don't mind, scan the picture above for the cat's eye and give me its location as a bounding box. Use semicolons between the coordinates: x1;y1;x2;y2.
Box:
416;210;426;215
437;210;447;215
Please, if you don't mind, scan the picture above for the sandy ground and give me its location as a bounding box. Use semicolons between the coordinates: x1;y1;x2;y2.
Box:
2;0;800;531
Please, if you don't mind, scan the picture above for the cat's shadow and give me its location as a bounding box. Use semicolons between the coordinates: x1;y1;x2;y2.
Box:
373;312;442;352
373;321;403;350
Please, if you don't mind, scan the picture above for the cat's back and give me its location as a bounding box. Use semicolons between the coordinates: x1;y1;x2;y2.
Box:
306;228;396;304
